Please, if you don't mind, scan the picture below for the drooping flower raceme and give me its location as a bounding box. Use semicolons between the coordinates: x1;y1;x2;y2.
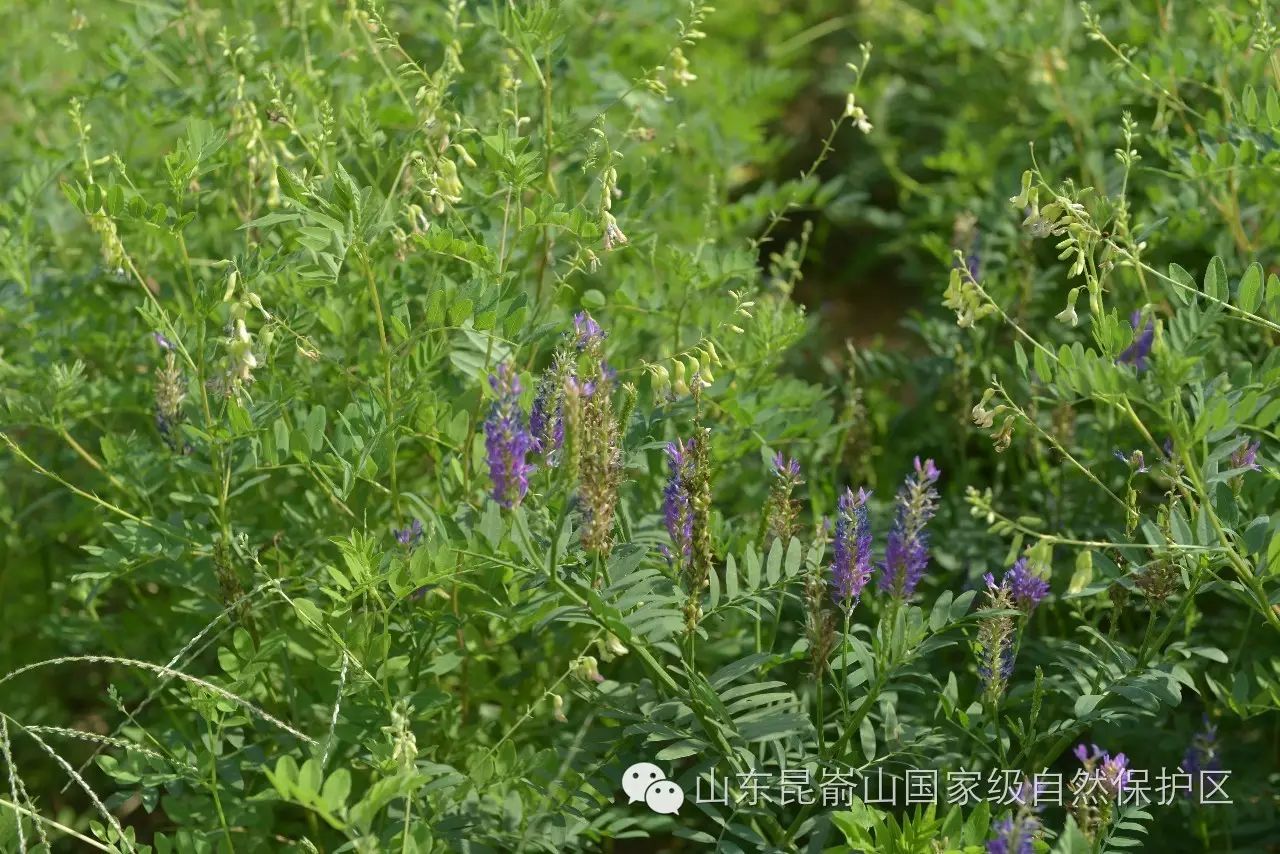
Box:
830;487;872;609
484;362;534;509
880;457;941;599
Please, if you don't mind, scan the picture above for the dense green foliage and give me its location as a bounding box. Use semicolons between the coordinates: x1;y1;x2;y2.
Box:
1;1;1278;852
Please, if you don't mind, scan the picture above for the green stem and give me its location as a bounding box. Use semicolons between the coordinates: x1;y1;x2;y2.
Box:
359;251;399;517
206;719;235;853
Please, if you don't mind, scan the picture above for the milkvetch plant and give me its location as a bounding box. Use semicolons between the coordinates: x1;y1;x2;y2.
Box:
1;0;1277;853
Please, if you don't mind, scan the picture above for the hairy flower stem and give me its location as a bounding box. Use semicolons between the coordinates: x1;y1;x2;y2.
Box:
785;672;886;842
837;609;852;726
815;665;826;756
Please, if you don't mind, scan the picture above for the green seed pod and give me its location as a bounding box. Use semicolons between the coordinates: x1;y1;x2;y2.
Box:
685;355;700;382
673;360;689;396
649;364;670;394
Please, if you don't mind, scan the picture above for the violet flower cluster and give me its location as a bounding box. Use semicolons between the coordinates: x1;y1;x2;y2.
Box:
999;558;1051;613
573;311;604;351
985;779;1044;853
772;452;800;481
830;487;873;610
1181;715;1221;798
530;353;569;457
880;457;941;599
987;815;1037;854
394;519;424;548
484;362;534;509
661;427;714;591
1230;437;1261;472
1116;310;1154;372
527;313;608;463
1073;743;1131;796
1069;743;1131;842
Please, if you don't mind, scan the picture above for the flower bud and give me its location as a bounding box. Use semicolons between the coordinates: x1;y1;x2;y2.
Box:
550;693;567;723
222;269;239;303
573;655;604;684
672;360;690;396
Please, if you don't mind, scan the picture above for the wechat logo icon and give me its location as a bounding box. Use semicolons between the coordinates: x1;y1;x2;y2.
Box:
622;762;685;815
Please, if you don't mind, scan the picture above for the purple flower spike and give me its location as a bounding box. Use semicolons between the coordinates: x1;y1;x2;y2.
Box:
987;814;1037;854
1102;753;1130;794
772;451;801;479
977;620;1016;689
1073;743;1129;796
1117;310;1155;372
153;331;175;351
483;362;534;509
831;487;873;609
663;439;694;569
530;377;564;455
879;457;941;599
1181;715;1221;798
1004;558;1050;612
